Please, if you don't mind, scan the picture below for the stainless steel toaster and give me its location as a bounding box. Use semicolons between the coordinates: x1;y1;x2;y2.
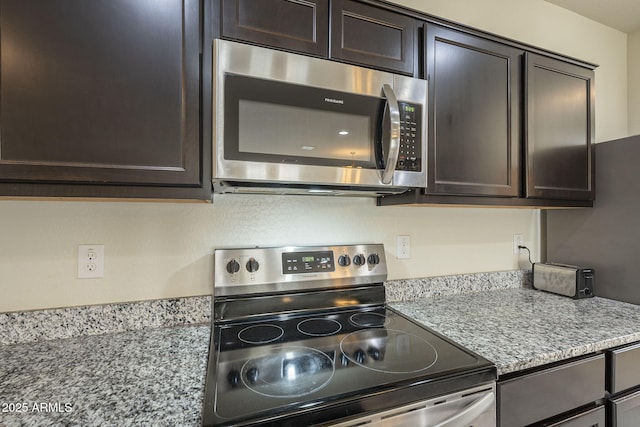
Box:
533;263;595;299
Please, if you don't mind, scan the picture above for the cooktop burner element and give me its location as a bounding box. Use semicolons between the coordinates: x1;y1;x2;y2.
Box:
203;244;496;427
297;318;342;337
340;329;438;374
349;312;391;328
238;324;284;344
241;346;335;398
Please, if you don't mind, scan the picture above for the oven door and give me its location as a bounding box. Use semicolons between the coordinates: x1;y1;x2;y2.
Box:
213;39;427;193
330;384;495;427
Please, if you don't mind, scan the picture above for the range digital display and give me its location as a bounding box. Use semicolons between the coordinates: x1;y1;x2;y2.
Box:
282;251;335;274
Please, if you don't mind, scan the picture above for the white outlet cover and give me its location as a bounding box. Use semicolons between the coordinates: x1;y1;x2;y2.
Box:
78;244;105;279
513;234;523;255
396;235;411;259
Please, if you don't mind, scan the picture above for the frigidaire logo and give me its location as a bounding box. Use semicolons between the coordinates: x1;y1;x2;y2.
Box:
324;97;344;104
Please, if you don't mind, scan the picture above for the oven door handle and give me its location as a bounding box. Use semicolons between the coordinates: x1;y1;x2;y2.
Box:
433;392;495;427
380;83;400;185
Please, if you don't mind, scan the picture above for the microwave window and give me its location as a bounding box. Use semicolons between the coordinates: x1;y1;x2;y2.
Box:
238;100;373;164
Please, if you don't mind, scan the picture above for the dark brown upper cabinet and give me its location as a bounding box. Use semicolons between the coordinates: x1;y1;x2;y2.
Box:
330;0;416;75
525;52;595;201
221;0;329;58
220;0;416;75
0;0;207;199
425;23;523;197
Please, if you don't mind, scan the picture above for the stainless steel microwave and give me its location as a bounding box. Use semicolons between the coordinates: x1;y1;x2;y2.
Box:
212;39;427;196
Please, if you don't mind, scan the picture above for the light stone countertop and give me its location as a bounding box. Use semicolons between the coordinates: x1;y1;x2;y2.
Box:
0;324;210;427
391;287;640;375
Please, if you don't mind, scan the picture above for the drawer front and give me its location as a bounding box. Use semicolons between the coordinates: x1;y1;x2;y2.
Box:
609;342;640;394
548;406;605;426
498;354;605;426
610;389;640;427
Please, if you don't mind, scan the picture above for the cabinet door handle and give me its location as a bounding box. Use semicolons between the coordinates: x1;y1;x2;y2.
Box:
380;83;400;185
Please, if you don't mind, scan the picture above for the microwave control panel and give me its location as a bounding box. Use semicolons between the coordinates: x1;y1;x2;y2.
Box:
397;102;421;172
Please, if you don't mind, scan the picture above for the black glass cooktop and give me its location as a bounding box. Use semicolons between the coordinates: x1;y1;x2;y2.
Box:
208;305;493;425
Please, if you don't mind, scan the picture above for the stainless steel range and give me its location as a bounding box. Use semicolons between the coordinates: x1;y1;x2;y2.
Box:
202;244;496;426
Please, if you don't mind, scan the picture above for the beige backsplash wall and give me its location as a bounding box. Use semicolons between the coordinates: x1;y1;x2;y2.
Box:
0;198;539;312
0;0;629;313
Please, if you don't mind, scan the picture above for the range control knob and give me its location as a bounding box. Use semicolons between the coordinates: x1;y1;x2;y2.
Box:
246;367;259;384
338;255;351;267
226;259;240;274
353;254;366;266
368;347;381;361
227;370;240;387
246;258;260;273
340;353;350;366
367;253;380;265
354;348;366;364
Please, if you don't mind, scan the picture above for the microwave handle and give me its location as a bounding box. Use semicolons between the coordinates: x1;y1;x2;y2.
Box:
380;84;401;185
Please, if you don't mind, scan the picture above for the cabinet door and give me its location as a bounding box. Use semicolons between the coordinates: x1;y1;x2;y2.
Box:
425;24;522;196
525;53;595;200
0;0;202;190
221;0;329;57
331;0;416;75
611;389;640;427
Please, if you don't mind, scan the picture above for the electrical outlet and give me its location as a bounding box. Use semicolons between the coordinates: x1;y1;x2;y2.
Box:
396;235;411;259
78;244;105;279
513;234;523;255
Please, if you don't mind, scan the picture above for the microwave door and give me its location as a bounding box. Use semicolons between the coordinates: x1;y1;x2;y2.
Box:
212;39;427;194
379;84;401;185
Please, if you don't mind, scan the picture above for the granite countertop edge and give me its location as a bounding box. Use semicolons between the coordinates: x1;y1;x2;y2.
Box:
495;332;640;375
